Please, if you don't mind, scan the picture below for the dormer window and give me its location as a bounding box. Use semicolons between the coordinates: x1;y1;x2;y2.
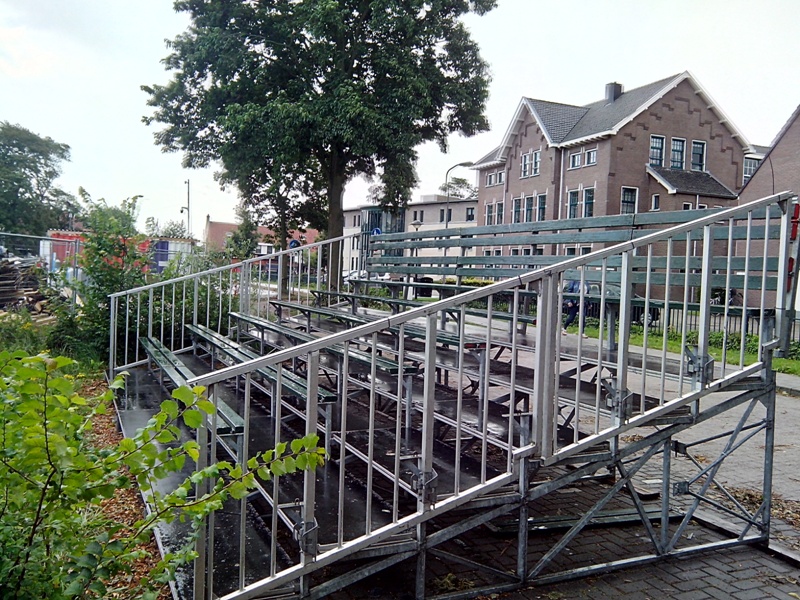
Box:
569;152;581;169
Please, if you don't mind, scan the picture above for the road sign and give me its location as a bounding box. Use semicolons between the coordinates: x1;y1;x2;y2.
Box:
371;227;382;236
289;239;301;249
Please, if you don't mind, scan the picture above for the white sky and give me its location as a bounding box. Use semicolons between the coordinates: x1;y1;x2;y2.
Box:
1;0;799;235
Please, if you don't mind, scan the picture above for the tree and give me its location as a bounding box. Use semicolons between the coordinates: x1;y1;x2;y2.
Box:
142;0;496;283
0;122;79;235
227;203;259;260
47;192;150;362
438;176;477;200
145;217;188;239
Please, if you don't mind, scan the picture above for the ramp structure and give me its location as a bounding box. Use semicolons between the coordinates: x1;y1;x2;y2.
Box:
109;192;798;600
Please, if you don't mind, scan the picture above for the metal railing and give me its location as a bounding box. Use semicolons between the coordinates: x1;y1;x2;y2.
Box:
108;191;796;599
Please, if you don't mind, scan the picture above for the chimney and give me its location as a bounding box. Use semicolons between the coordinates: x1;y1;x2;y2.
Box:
605;82;623;103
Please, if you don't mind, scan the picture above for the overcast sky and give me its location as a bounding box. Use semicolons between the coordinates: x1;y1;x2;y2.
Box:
1;0;799;235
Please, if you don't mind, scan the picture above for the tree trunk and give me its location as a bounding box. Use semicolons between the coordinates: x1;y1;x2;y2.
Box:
278;204;290;298
326;149;346;287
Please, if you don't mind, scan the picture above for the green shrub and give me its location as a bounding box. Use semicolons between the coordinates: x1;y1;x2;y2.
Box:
0;309;50;354
0;352;323;599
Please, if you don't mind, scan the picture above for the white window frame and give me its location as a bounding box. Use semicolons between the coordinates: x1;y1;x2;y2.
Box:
651;194;660;211
466;206;475;222
568;190;579;218
497;171;505;185
537;194;547;222
620;187;638;214
671;138;686;169
583;187;594;218
682;202;693;211
512;197;522;223
569;152;581;169
486;172;496;187
485;203;494;225
532;150;541;176
495;201;505;225
524;196;534;222
521;153;531;178
585;148;597;166
650;135;665;167
691;140;706;171
743;157;760;184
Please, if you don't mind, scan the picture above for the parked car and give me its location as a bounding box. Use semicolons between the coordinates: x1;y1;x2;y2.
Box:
578;282;661;326
342;270;391;286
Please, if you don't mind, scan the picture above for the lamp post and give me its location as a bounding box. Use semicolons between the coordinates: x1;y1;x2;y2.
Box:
180;179;191;239
442;161;474;283
444;161;474;231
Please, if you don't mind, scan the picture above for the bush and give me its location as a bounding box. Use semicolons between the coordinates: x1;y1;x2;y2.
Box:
0;352;324;599
0;309;50;354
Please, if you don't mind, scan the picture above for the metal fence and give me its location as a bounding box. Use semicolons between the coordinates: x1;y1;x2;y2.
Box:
108;192;795;600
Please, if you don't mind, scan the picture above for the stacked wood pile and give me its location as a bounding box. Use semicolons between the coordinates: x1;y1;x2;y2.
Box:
0;257;48;317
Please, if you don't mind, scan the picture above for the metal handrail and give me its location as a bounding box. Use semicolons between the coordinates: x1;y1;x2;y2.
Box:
188;191;795;387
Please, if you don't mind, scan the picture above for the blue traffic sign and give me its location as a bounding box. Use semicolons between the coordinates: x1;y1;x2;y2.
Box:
289;239;301;249
371;227;382;236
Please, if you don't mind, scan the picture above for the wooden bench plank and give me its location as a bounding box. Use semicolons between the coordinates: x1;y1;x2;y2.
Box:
185;323;337;403
140;336;244;434
229;311;418;376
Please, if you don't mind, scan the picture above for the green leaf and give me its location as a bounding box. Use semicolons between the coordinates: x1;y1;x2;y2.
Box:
229;481;249;499
291;438;303;454
183;409;204;429
172;385;195;406
156;429;176;443
183;441;200;461
270;460;286;476
196;399;216;415
119;438;136;453
161;399;179;419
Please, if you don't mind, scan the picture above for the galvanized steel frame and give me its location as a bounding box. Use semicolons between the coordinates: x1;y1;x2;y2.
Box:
108;192;795;599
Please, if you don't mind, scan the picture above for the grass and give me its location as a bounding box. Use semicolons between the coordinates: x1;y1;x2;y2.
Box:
566;321;800;376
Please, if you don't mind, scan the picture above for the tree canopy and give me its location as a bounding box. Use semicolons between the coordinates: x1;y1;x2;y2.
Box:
438;176;477;200
143;0;496;280
0;122;78;236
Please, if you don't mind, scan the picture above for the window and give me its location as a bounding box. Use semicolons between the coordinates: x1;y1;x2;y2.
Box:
585;148;597;165
651;194;660;211
743;157;761;183
581;246;592;255
485;203;494;225
438;208;451;223
566;247;577;256
650;135;665;167
521;153;532;178
537;194;547;221
511;247;520;268
583;188;594;218
513;198;522;223
351;236;358;250
523;247;532;256
466;207;475;222
524;196;534;222
440;208;445;223
697;203;707;210
683;202;693;210
495;201;504;225
568;190;579;218
569;152;581;169
412;210;417;221
691;141;706;171
532;150;541;176
671;138;685;169
621;187;638;214
486;171;503;186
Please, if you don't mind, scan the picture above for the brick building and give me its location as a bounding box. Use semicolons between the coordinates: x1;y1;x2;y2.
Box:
473;71;765;255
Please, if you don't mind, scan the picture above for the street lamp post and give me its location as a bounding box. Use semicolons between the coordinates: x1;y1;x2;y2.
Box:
180;179;191;239
442;161;474;282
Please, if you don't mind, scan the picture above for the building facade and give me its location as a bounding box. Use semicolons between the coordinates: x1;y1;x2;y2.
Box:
474;72;765;256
